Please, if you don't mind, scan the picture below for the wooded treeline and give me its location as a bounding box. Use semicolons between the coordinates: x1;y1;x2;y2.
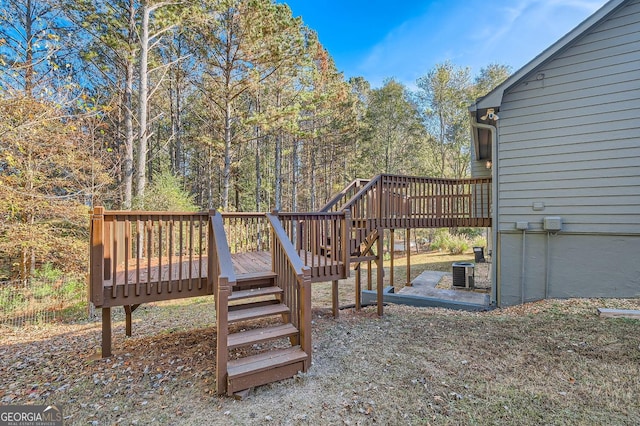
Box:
0;0;509;279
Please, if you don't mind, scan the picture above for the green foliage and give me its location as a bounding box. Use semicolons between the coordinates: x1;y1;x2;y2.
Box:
0;273;86;325
416;61;473;179
456;227;484;238
430;229;471;255
358;79;427;177
473;63;512;99
34;263;64;281
0;286;27;313
134;171;198;212
32;282;55;300
472;235;487;249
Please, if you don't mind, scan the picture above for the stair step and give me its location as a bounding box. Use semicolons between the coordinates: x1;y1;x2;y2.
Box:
236;271;277;282
229;286;283;302
228;303;290;323
227;323;299;349
227;346;308;394
235;271;277;289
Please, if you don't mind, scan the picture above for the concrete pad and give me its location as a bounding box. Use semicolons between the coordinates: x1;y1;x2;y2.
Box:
361;270;491;311
399;271;490;305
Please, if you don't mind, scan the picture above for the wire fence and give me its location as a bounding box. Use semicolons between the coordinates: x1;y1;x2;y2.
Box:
0;277;87;327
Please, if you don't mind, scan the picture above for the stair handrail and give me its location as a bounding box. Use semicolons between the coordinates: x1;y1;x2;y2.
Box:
266;213;312;370
320;178;371;212
209;210;237;395
339;175;381;213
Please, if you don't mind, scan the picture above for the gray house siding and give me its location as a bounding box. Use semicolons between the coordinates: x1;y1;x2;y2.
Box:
494;0;640;305
498;233;640;306
497;0;640;234
470;141;492;179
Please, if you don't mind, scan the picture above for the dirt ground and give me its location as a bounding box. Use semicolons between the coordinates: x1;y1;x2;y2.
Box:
1;292;640;425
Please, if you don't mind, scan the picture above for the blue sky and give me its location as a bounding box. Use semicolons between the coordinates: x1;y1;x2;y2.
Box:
282;0;609;88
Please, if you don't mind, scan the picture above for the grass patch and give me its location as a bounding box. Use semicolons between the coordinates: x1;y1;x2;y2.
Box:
2;251;637;424
312;250;474;310
1;289;639;424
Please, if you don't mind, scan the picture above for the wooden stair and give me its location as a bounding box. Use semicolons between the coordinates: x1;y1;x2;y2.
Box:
228;303;290;323
227;323;299;349
227;346;308;394
221;271;306;396
229;286;282;301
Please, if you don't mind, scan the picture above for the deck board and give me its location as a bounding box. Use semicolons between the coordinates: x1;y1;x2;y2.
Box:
105;250;343;288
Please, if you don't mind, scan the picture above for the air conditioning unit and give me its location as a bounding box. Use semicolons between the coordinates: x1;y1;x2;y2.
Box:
452;262;475;289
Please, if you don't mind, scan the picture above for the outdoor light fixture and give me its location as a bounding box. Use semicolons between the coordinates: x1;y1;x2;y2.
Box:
480;108;499;121
485;160;492;169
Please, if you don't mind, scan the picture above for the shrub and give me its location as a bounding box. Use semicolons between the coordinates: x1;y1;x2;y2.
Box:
430;230;470;254
134;171;198;211
456;227;484;238
472;235;487;249
446;234;470;255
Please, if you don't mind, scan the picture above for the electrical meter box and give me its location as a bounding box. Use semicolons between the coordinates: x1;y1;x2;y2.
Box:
543;216;562;231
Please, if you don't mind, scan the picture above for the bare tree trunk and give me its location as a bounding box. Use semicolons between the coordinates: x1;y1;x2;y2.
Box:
310;140;317;211
169;80;181;174
274;91;282;210
135;2;151;206
222;101;232;210
291;138;302;212
170;37;183;175
122;0;135;209
208;144;214;209
439;111;447;177
24;0;34;96
255;126;262;211
274;131;282;211
385;134;391;173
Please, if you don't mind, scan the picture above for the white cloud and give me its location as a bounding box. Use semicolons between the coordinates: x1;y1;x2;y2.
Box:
349;0;607;88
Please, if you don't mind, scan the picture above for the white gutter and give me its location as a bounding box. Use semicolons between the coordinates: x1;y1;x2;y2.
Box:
470;116;498;306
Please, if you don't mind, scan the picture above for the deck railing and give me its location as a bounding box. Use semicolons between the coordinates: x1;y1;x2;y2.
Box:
89;207;209;307
341;174;492;230
320;178;371;212
266;214;312;370
210;211;237;395
221;212;270;253
277;212;350;281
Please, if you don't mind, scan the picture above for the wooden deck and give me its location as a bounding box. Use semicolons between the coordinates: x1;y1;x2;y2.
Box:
104;251;342;290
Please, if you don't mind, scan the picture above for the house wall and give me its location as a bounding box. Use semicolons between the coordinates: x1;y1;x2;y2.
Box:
498;232;640;306
470;131;492;179
495;0;640;305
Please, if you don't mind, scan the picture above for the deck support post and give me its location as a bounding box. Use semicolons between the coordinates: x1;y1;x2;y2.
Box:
406;228;412;287
367;260;372;291
216;277;230;395
376;228;384;317
300;268;312;370
342;209;351;279
332;280;339;318
390;229;395;289
355;266;361;311
102;307;112;358
124;304;140;337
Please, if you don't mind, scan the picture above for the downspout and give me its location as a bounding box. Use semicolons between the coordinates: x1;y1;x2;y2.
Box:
521;229;526;304
469;116;498;306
